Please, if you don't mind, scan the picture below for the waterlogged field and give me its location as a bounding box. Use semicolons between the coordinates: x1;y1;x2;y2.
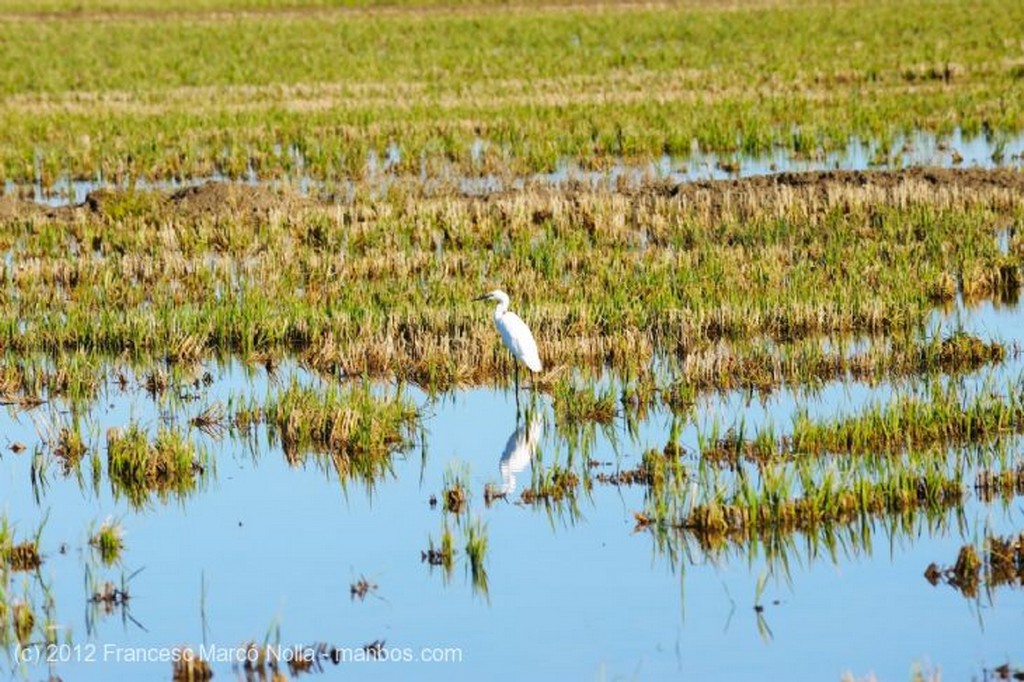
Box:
2;0;1024;680
2;0;1024;189
1;169;1023;681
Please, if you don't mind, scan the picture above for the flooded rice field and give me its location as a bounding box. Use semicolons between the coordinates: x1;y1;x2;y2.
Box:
14;127;1024;209
4;0;1024;677
4;307;1024;681
1;165;1023;681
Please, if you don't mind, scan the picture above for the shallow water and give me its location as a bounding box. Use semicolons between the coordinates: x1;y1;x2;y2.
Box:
2;144;1023;678
2;290;1024;680
11;127;1024;208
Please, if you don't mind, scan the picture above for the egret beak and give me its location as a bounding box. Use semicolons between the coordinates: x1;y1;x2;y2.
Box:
472;294;490;302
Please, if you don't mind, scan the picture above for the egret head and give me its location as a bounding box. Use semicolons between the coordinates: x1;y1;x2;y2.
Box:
473;289;509;306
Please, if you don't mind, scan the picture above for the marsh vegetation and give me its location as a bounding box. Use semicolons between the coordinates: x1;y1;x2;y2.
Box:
2;0;1024;679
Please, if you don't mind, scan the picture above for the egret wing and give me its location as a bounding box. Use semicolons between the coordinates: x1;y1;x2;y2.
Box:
496;311;542;372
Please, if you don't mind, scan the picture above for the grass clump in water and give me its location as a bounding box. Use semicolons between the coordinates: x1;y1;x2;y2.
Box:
553;380;617;427
986;534;1024;588
55;424;89;474
926;544;982;598
89;519;125;565
680;466;963;546
521;465;581;505
264;380;418;480
107;424;208;507
0;518;43;572
702;380;1024;463
975;465;1024;502
926;533;1024;597
464;517;489;598
441;463;469;516
789;383;1024;455
596;446;687;488
674;332;1008;397
11;602;34;647
0;543;41;573
172;647;213;682
422;522;455;578
930;332;1006;371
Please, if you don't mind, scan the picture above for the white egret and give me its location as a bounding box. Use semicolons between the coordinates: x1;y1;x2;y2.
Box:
474;289;542;397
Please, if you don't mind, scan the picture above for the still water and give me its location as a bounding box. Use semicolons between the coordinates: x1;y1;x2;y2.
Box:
1;292;1023;681
2;133;1024;679
12;127;1024;208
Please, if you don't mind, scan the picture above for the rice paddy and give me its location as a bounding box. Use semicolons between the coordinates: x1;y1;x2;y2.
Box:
2;0;1024;679
3;0;1024;188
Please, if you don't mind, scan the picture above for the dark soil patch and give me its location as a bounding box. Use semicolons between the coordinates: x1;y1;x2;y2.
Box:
169;182;298;220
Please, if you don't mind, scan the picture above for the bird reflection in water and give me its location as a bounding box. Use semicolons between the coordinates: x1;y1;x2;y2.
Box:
488;412;543;503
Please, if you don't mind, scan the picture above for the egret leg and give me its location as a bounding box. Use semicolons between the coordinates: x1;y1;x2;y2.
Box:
514;363;521;416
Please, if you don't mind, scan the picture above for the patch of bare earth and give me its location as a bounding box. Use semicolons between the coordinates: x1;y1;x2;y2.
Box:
169;182;302;220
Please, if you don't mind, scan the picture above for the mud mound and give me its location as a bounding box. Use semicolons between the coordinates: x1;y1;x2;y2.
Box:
80;188;164;214
170;182;299;220
0;194;42;221
77;182;302;221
